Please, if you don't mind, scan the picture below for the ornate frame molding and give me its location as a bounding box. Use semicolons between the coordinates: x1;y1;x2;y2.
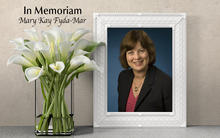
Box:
93;13;186;127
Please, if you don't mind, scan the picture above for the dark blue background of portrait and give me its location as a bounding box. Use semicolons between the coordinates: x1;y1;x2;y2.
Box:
107;28;172;112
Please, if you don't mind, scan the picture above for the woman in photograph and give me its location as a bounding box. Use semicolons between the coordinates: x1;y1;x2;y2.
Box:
118;30;172;112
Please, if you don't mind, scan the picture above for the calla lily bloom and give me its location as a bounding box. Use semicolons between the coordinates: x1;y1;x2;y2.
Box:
25;66;44;82
33;42;50;51
59;42;71;62
10;37;29;51
70;28;89;42
68;55;90;74
41;32;56;63
21;49;37;66
24;28;41;41
73;49;89;56
42;31;54;46
68;48;89;59
74;39;104;53
10;38;37;65
49;61;65;74
48;27;62;46
31;42;50;66
48;27;72;46
7;27;104;133
74;39;92;50
75;60;101;73
7;55;34;67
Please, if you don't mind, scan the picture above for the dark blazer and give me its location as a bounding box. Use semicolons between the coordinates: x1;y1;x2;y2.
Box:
118;65;172;112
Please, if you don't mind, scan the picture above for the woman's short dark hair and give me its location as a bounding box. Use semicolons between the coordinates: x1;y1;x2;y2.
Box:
120;30;156;69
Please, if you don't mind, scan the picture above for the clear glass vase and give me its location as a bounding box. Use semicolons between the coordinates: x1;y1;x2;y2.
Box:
34;80;74;136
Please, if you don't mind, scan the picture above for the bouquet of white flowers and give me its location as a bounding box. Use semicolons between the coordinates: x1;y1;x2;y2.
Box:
7;27;104;135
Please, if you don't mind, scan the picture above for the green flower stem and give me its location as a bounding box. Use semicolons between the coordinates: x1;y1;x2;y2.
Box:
37;97;55;131
59;75;68;92
58;75;67;132
61;99;67;132
57;93;62;132
61;89;69;132
65;73;77;88
41;116;49;132
45;77;55;111
40;78;49;92
45;98;55;117
35;52;45;67
59;76;69;132
37;74;74;133
53;77;59;133
39;98;55;131
68;49;75;61
60;90;72;131
40;81;47;102
39;79;48;116
8;28;103;134
60;63;70;79
63;99;73;130
37;116;44;131
42;101;46;115
65;64;85;88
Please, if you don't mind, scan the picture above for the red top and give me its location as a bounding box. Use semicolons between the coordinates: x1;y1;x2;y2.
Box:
126;87;138;112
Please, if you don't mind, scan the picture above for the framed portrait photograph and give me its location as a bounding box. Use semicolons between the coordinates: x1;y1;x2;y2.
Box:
93;13;186;127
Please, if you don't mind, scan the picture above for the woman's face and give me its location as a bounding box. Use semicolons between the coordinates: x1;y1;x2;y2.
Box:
126;42;149;73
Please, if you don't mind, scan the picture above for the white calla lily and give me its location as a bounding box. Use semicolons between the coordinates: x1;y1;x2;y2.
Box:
42;31;55;46
68;55;90;73
25;66;44;82
33;42;50;51
65;32;73;43
24;41;49;52
42;31;55;51
40;49;53;64
68;47;89;58
23;41;34;50
7;27;104;133
49;61;65;74
20;49;37;65
48;27;62;45
59;42;71;62
24;42;49;66
73;39;101;53
74;49;89;56
7;55;34;67
73;39;90;50
24;28;41;41
10;37;29;51
48;27;72;46
70;28;89;42
75;60;101;73
21;49;35;59
42;32;56;63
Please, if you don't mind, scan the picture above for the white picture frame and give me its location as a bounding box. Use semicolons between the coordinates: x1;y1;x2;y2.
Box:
93;13;186;127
